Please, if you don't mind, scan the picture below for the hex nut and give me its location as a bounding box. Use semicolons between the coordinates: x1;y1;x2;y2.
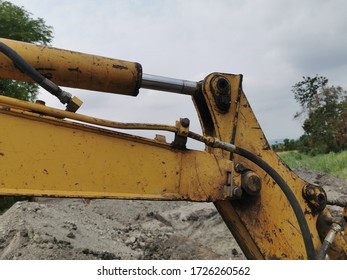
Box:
66;96;83;112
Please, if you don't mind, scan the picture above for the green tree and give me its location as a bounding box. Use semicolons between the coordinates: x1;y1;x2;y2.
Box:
0;1;53;101
0;1;53;212
292;75;347;153
292;75;328;119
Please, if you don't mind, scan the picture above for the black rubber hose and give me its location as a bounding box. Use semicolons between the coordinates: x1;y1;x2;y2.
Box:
0;41;70;103
210;139;316;259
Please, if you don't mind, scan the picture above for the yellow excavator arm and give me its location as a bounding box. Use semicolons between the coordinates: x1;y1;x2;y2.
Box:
0;38;346;260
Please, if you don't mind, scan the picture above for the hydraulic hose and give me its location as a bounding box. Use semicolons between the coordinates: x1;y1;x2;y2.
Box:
212;139;317;260
0;41;72;104
317;223;341;259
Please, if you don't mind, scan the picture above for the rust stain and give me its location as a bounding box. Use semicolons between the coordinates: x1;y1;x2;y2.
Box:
68;67;82;73
0;152;4;156
112;64;128;70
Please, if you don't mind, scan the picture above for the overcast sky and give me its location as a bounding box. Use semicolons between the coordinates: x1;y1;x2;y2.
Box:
6;0;347;148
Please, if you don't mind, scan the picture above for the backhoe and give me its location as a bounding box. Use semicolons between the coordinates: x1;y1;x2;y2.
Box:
0;38;346;259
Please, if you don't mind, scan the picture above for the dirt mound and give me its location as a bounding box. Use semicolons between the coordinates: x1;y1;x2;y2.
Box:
0;168;345;260
0;199;241;260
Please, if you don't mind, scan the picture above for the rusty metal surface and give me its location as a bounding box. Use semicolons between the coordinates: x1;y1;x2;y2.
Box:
0;37;346;258
0;95;177;133
0;38;142;96
0;97;232;202
316;210;347;259
193;72;347;259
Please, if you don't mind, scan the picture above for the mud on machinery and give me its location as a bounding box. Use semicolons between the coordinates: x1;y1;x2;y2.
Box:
0;38;346;260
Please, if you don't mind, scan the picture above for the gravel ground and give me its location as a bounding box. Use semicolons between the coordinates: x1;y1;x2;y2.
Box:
0;168;345;260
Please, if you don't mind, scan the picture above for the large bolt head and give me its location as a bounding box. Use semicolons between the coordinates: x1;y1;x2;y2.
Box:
241;171;262;196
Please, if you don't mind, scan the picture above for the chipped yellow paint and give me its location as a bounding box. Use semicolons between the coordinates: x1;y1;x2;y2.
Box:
0;97;232;201
194;73;346;259
0;38;346;259
0;38;141;96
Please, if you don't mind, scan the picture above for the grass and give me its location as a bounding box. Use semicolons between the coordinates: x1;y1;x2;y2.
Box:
278;150;347;180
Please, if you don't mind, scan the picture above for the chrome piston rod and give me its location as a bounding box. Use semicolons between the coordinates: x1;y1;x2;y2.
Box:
141;73;198;95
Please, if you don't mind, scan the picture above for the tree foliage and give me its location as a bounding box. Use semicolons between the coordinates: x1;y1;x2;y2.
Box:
292;75;329;118
0;1;53;101
291;75;347;154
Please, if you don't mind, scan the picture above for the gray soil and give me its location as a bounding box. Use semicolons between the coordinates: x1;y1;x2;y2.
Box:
0;168;346;260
